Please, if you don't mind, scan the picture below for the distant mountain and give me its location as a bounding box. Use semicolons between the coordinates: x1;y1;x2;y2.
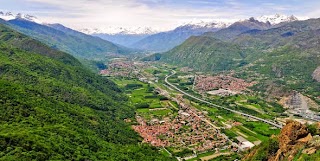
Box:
131;21;229;52
156;18;320;98
81;26;158;46
0;16;134;59
129;14;296;52
204;14;300;41
80;26;158;35
232;18;320;49
81;14;298;51
91;33;151;48
205;17;272;41
0;11;42;23
46;23;135;54
80;26;159;48
256;14;298;25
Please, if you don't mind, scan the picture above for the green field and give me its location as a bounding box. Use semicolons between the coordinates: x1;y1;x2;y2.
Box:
111;78;177;120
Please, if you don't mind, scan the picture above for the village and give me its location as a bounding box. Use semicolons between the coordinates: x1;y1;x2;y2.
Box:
100;60;288;160
132;101;230;152
194;75;256;96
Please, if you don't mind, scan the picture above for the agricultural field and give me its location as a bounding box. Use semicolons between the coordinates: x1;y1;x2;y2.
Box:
110;62;284;159
111;78;178;121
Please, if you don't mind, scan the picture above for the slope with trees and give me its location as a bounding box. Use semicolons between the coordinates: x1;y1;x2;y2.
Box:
0;24;173;160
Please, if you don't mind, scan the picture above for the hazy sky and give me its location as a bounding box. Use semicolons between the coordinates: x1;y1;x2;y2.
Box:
1;0;320;30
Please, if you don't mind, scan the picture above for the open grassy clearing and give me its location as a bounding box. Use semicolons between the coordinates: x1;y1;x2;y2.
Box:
111;77;178;121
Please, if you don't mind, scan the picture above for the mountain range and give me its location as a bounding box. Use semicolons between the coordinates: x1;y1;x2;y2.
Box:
0;11;135;61
79;27;158;48
0;11;42;23
85;14;299;52
0;11;300;53
155;16;320;99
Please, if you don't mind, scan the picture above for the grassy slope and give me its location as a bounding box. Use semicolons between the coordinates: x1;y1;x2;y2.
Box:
233;19;320;97
161;36;250;72
0;24;173;161
159;19;320;98
3;19;132;59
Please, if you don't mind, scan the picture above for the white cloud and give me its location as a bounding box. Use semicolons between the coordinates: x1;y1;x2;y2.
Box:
7;0;320;31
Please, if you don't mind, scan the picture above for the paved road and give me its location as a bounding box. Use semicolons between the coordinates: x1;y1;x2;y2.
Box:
164;71;283;129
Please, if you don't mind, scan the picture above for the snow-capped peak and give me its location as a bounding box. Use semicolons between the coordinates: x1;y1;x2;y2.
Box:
256;14;298;25
80;26;159;35
180;19;233;29
0;11;42;24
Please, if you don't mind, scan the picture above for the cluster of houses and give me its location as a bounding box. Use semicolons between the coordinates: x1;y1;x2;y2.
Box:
132;103;229;152
195;75;255;94
100;61;151;77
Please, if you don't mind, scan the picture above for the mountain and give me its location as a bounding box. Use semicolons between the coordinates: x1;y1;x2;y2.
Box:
156;18;274;70
244;121;320;161
204;14;299;41
0;12;134;59
0;23;173;160
232;18;320;48
131;14;295;52
80;14;296;51
156;18;320;99
256;14;298;25
79;26;157;47
46;23;136;54
205;17;272;41
80;26;157;35
131;21;229;52
0;11;42;23
92;33;151;48
232;18;320;97
160;36;249;71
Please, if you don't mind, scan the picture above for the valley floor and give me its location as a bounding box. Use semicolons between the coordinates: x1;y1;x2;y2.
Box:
102;59;319;160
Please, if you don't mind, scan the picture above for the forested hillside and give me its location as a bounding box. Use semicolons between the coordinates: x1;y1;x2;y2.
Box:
158;18;320;98
161;36;250;71
1;19;132;59
0;24;173;160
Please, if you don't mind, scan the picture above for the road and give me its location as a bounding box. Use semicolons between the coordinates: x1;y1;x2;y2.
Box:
164;71;283;129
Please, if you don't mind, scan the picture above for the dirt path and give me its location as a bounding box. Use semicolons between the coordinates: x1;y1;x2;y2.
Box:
236;131;248;138
200;152;232;161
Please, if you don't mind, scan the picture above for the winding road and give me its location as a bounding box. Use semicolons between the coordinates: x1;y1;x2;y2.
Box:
164;71;283;129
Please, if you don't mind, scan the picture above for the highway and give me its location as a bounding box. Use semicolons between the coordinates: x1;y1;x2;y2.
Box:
164;71;283;129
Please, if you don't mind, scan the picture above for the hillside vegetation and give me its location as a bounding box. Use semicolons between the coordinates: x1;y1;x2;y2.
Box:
158;18;320;98
1;19;132;59
161;36;251;71
0;24;173;160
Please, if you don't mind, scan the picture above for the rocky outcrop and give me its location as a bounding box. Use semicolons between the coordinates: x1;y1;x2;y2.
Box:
269;121;319;161
287;92;308;109
272;64;283;78
312;66;320;82
279;91;319;110
243;121;320;161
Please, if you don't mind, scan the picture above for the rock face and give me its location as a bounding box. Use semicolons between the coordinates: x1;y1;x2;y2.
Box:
286;92;308;109
270;121;316;161
278;120;308;151
279;91;319;110
244;121;320;161
312;66;320;82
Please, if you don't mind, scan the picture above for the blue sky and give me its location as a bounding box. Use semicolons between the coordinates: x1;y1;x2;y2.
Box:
1;0;319;30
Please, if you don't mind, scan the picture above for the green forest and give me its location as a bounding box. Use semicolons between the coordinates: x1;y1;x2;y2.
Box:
0;24;173;160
